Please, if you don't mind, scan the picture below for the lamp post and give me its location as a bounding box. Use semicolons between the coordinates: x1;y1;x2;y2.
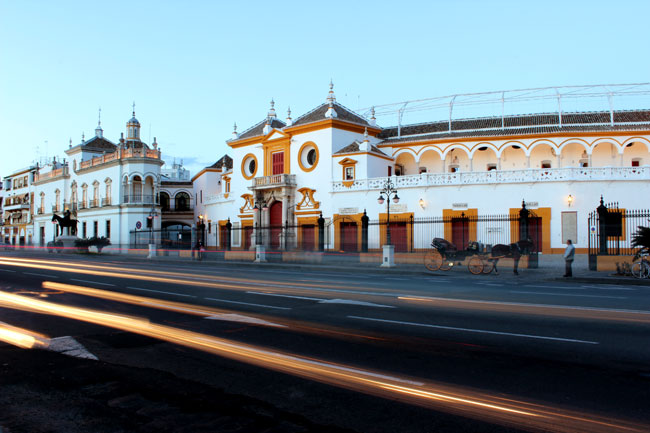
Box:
252;197;268;245
147;206;158;259
253;196;269;262
377;178;400;246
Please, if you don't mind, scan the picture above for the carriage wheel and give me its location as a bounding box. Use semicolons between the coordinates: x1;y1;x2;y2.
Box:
481;258;494;274
424;249;443;272
440;259;453;271
468;256;484;275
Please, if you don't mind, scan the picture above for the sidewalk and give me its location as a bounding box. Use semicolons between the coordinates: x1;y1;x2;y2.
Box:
10;248;649;287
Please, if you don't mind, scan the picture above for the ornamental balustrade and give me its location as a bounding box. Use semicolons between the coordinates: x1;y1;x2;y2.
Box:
122;195;158;205
332;167;650;191
34;166;68;182
252;174;296;189
75;148;161;172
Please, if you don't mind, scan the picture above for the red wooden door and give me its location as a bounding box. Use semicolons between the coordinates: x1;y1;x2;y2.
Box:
243;226;253;250
269;201;282;249
528;217;542;253
272;152;284;175
451;217;469;250
390;221;408;252
340;222;358;252
302;225;315;251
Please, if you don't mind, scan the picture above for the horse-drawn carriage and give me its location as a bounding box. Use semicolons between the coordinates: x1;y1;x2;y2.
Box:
424;237;532;275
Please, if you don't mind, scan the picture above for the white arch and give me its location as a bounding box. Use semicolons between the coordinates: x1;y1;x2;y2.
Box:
497;141;527;158
591;137;624;155
442;144;471;160
129;173;143;182
469;143;499;158
417;146;444;160
558;138;591;154
527;139;558;156
393;148;418;161
621;137;650;152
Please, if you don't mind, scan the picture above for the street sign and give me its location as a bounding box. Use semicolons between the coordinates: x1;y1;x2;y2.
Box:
136;221;142;230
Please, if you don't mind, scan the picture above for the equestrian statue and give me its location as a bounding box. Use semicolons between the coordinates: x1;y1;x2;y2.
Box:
51;209;77;236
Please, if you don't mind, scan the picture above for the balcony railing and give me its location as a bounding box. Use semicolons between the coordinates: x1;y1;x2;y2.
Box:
123;195;159;205
332;166;650;191
89;199;99;208
76;148;161;172
78;201;87;210
102;197;112;207
37;207;45;215
51;205;60;213
252;174;296;189
34;166;69;183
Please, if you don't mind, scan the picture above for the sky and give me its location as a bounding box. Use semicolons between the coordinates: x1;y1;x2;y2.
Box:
1;0;649;178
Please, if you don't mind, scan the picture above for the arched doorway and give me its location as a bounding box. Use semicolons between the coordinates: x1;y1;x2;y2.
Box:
269;201;282;249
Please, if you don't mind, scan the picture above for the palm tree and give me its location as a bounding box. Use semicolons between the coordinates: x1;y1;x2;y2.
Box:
631;225;650;259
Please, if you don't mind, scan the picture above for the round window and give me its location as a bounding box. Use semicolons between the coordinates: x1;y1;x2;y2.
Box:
241;154;258;179
299;142;318;172
248;159;256;174
307;149;316;166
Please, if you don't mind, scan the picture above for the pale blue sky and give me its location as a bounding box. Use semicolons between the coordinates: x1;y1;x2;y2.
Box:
1;0;649;177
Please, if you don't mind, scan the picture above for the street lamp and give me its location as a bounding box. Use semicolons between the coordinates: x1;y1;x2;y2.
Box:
252;197;268;245
377;178;399;245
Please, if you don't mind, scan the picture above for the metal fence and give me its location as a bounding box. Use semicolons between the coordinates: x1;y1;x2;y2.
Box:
130;227;193;250
588;197;650;269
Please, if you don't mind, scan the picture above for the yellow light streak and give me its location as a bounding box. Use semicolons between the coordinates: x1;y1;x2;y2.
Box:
0;289;646;433
0;321;49;349
398;296;650;324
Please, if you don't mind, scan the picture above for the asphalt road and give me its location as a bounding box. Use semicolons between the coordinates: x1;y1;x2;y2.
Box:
1;252;649;433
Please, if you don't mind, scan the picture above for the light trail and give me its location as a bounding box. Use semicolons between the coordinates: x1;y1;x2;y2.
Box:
3;256;650;325
0;290;647;432
0;321;49;349
42;282;387;342
0;256;394;298
398;296;650;324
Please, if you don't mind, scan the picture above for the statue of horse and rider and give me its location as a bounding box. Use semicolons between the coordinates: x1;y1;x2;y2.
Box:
51;209;77;236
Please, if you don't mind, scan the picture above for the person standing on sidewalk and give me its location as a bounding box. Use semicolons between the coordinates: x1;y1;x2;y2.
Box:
563;239;575;277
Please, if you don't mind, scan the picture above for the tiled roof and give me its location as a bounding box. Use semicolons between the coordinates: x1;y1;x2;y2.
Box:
237;118;287;140
208;154;233;170
378;110;650;143
291;102;370;127
334;141;389;157
81;136;117;152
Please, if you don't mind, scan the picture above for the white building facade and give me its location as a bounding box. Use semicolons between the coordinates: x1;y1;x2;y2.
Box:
195;85;650;256
31;110;164;250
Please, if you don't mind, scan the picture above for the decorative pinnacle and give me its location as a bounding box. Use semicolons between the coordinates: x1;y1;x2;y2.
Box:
370;106;376;120
233;122;237;132
132;101;136;117
98;107;102;126
327;79;336;104
364;127;368;140
287;106;291;118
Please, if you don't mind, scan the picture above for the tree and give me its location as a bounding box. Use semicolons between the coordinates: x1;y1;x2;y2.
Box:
631;225;650;259
74;237;111;253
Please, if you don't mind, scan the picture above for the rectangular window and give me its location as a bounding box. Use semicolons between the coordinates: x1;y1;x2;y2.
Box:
345;166;354;180
388;166;392;176
106;220;111;239
200;190;203;204
632;160;640;167
93;221;98;238
272;152;284;175
82;222;87;238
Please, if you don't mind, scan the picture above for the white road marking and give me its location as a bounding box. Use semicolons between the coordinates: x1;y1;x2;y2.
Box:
247;291;325;301
524;285;584;290
0;269;16;272
510;291;627;299
126;286;196;298
48;336;98;360
205;313;286;328
24;272;59;279
385;277;410;281
348;315;599;345
581;285;637;291
70;278;115;287
205;297;291;310
475;282;504;287
318;299;396;308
